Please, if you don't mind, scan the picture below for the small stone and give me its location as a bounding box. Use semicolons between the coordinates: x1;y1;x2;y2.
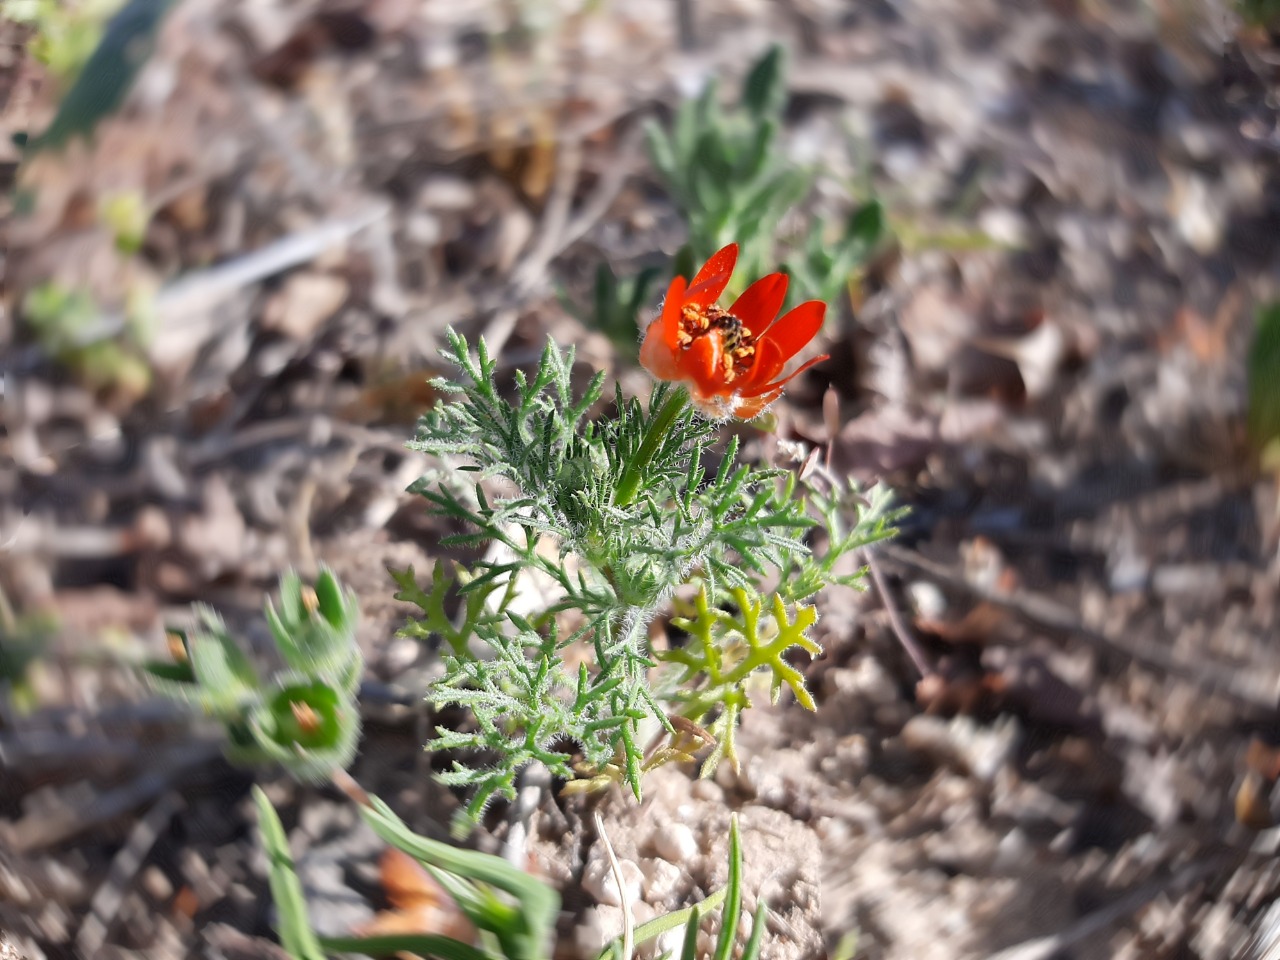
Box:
582;852;642;907
992;826;1031;873
639;857;685;906
978;206;1026;247
576;902;652;957
575;905;615;957
404;211;441;245
691;779;724;803
1191;902;1248;959
652;822;698;865
900;714;1021;782
141;866;173;902
1172;174;1223;255
906;580;948;621
383;635;421;674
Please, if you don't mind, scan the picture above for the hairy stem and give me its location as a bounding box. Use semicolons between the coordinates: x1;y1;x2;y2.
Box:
614;387;690;506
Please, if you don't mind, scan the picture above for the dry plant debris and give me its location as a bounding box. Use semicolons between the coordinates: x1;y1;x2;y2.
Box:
3;0;1280;958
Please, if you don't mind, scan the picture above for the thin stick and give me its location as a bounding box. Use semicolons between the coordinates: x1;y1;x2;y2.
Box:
557;124;646;252
864;550;933;679
595;811;634;960
510;138;585;298
879;543;1279;711
99;206;389;350
76;791;184;958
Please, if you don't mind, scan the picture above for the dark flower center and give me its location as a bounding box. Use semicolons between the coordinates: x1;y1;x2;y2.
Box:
678;304;757;382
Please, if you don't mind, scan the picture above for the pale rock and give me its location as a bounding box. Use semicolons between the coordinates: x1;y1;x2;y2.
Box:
991;826;1032;873
1172;174;1222;255
582;852;643;907
404;210;441;246
140;865;173;902
639;857;685;905
906;580;948;621
690;779;724;803
978;206;1026;247
844;656;901;705
1191;902;1248;960
900;714;1021;782
574;905;614;957
652;822;698;864
383;635;421;674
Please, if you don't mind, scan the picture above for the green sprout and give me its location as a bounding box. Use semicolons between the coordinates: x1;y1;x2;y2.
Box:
255;783;765;960
1249;302;1280;472
148;569;363;783
645;44;886;309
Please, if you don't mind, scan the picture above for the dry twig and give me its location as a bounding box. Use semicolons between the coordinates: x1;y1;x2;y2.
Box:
879;544;1279;711
76;791;184;958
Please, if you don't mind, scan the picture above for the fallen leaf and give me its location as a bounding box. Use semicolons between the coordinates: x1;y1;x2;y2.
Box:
1247;736;1280;780
261;271;349;340
1236;771;1273;829
915;602;1010;647
356;849;476;948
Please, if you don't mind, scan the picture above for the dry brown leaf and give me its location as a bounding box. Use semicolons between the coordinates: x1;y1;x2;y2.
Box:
915;602;1010;647
337;366;441;425
356;849;476;950
969;316;1068;400
1246;736;1280;780
1159;288;1240;364
261;271;350;341
1236;771;1273;830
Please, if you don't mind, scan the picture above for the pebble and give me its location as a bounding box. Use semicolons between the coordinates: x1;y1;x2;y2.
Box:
690;779;724;803
581;853;643;907
652;822;698;864
141;866;173;902
575;902;656;957
404;210;441;246
639;857;685;906
1172;174;1223;255
978;206;1027;247
906;580;948;621
900;714;1021;782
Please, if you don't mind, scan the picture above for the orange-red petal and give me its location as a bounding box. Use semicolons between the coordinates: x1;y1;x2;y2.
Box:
658;275;687;344
728;272;788;339
682;331;724;396
759;299;825;361
639;318;679;379
733;390;781;419
685;244;738;309
741;352;830;398
744;336;787;390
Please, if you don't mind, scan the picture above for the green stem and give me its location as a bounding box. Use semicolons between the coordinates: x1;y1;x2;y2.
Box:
614;387;690;506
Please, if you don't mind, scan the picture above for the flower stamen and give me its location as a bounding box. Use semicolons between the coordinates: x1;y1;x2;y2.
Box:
679;304;757;382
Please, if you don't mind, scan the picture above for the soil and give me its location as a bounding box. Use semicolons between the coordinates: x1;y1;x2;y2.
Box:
4;1;1280;958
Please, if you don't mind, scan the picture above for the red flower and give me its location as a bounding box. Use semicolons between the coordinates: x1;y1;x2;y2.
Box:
639;244;828;419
